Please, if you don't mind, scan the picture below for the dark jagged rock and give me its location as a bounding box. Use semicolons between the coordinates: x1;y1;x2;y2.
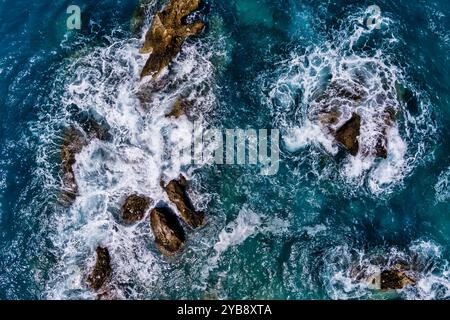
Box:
162;175;205;228
140;0;205;79
121;194;152;223
87;247;112;291
60;128;87;202
60;120;110;203
380;269;416;290
363;259;417;291
83;118;111;141
316;80;365;104
375;137;388;159
334;113;361;156
150;206;186;256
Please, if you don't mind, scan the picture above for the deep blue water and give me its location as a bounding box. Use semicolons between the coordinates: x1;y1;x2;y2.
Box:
0;0;450;299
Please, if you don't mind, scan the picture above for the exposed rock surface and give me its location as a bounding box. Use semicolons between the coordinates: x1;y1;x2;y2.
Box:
60;120;110;203
334;113;361;156
121;194;153;223
87;246;112;291
60;128;87;202
150;206;186;256
165;99;192;118
312;79;398;159
380;269;416;290
366;268;416;291
140;0;205;79
163;175;205;228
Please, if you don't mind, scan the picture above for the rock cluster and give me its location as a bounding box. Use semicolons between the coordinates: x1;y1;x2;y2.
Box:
63;1;209;295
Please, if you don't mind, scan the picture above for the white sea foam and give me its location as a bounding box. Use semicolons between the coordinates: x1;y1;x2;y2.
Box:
435;166;450;203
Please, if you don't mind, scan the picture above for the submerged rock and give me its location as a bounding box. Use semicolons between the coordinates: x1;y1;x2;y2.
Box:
140;0;205;79
150;206;186;256
163;175;205;228
318;109;341;125
121;194;153;223
375;138;388;159
83;118;111;142
87;246;112;291
334;113;361;156
165;99;192;118
131;0;153;34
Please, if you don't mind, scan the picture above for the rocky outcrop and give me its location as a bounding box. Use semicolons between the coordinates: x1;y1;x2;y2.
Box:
140;0;205;79
373;106;397;159
313;79;398;159
121;194;153;223
163;175;205;228
380;269;416;290
367;268;416;291
60;120;110;204
334;113;361;156
87;246;112;291
60;128;87;203
150;206;186;256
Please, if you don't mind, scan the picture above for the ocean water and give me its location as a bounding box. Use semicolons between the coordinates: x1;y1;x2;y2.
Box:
0;0;450;300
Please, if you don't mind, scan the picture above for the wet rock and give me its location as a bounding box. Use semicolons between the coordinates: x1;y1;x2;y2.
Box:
380;269;416;290
334;113;361;156
83;118;111;142
367;269;416;291
150;206;186;256
165;99;192;118
318;109;341;125
60;120;110;203
87;246;112;291
121;194;153;223
313;79;398;159
163;175;205;228
375;137;388;159
60;128;87;202
140;0;205;79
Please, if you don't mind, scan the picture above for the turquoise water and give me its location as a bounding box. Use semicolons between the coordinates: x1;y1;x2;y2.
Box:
0;0;450;299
